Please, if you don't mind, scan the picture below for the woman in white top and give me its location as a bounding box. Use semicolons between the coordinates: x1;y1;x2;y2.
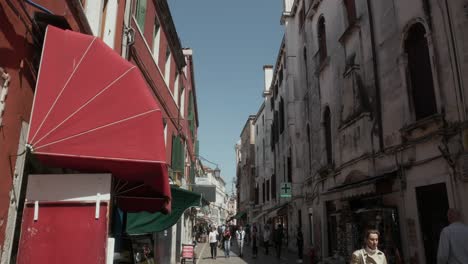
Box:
209;227;219;259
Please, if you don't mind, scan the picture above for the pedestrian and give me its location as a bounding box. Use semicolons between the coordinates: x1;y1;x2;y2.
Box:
209;227;218;259
297;227;304;261
236;225;246;257
273;224;284;259
437;208;468;264
263;225;271;255
252;226;258;258
350;229;387;264
223;227;232;258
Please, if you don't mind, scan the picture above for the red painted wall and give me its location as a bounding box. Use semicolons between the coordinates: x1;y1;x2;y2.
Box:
17;202;108;264
0;0;89;250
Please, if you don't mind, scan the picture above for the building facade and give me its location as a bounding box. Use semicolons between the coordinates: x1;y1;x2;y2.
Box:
0;0;200;263
239;0;468;263
236;117;257;224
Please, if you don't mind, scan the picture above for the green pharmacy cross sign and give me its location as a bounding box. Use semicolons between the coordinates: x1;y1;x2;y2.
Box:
280;182;291;198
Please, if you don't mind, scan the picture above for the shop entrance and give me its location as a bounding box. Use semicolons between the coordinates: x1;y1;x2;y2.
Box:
416;183;449;264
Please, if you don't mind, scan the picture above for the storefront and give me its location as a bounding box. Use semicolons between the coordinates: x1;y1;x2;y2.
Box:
323;172;403;263
18;26;172;264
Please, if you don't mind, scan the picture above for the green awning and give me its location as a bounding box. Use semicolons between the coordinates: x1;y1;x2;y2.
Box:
126;186;201;234
232;211;246;220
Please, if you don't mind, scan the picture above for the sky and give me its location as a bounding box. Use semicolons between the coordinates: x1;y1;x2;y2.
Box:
167;0;284;194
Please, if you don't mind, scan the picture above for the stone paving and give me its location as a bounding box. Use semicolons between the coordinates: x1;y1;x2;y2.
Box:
193;241;304;264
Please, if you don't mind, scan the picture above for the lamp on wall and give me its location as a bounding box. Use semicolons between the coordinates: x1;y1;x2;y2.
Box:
214;166;221;178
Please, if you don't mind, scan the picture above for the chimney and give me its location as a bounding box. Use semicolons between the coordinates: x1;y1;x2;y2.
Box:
263;65;273;95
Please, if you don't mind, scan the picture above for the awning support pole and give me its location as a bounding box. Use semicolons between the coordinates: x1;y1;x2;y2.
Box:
95;193;100;219
34;201;39;221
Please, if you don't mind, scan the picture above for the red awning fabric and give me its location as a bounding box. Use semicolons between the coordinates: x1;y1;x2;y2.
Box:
27;26;171;213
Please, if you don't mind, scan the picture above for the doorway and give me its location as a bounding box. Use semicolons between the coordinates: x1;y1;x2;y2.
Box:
416;183;449;264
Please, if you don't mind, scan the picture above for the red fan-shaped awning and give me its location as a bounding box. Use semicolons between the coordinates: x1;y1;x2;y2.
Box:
27;26;171;213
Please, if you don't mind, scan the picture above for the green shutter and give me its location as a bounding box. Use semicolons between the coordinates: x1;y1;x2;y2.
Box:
136;0;147;32
195;140;199;157
171;135;180;171
180;139;186;174
189;162;195;186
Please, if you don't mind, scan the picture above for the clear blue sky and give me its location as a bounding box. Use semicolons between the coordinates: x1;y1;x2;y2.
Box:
167;0;284;194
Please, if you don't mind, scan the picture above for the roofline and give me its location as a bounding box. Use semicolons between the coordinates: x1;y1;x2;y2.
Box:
154;0;186;70
183;49;200;126
240;115;256;137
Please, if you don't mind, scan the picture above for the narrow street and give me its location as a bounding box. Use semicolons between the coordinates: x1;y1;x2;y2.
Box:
194;242;300;264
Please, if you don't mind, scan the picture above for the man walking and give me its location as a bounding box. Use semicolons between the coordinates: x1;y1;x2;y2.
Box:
223;227;232;258
437;208;468;264
236;226;246;257
273;224;284;259
350;229;387;264
297;227;304;262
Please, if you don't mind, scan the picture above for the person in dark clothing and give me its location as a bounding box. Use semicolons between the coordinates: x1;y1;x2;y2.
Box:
251;226;258;258
297;227;304;260
273;224;284;259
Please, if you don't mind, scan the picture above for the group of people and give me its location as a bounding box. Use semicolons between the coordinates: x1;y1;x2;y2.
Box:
203;208;468;263
206;223;290;260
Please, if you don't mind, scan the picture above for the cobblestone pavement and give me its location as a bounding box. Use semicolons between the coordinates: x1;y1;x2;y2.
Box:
193;241;304;264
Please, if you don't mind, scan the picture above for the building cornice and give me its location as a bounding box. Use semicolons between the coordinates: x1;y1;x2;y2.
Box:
153;0;186;70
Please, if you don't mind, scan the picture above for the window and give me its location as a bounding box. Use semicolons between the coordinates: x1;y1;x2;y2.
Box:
180;86;185;117
153;18;161;65
318;16;327;64
279;98;285;134
262;180;266;203
266;180;270;201
164;45;171;85
287;154;292;183
173;73;179;105
344;0;357;26
271;173;276;199
404;23;437;120
135;0;147;32
163;119;167;146
324;106;332;165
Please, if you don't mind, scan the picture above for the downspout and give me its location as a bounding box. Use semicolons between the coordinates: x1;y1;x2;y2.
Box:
121;0;134;59
366;0;384;151
444;0;466;121
24;0;53;14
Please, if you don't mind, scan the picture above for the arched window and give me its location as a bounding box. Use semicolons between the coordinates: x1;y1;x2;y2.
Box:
324;107;332;165
404;23;437;120
318;16;327;64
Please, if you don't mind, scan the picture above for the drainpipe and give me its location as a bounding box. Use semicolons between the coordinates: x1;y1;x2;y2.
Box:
121;0;134;59
366;0;384;151
24;0;53;14
444;0;466;121
0;67;11;128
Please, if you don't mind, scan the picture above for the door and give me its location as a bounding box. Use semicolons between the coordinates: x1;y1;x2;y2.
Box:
416;183;449;264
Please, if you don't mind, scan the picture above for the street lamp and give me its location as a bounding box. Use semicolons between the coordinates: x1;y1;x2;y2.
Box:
198;155;221;177
214;166;221;178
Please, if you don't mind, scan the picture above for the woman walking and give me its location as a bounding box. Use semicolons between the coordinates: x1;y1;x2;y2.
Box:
209;227;219;259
